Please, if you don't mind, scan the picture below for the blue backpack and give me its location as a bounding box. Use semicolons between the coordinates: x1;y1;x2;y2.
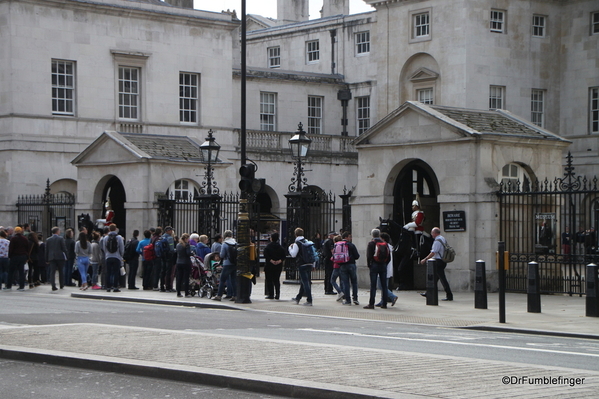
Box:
298;239;317;265
154;236;169;258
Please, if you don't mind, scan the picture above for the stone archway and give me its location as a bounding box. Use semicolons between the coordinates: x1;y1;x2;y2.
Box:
391;159;440;290
101;176;127;236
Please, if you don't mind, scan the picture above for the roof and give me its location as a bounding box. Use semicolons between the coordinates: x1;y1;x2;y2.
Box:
124;0;172;6
354;101;570;145
72;131;209;165
119;132;204;161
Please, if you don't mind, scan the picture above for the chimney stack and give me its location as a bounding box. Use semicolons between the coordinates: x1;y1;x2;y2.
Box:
278;0;309;23
321;0;349;18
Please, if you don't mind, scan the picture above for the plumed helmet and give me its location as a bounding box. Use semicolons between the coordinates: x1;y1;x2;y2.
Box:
412;200;419;207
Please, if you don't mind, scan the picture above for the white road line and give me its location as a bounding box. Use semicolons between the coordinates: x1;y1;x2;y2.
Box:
298;328;599;358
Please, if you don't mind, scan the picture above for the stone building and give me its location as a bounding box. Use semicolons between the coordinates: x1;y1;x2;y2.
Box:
1;0;598;290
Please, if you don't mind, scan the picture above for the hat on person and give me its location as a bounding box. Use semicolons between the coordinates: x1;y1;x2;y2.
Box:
14;226;23;234
165;226;173;232
328;231;337;236
412;200;419;207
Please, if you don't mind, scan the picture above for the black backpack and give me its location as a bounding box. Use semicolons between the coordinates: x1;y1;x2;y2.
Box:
123;239;138;262
106;234;119;254
225;242;238;264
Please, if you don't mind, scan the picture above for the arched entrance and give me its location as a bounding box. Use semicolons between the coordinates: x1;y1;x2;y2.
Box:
392;160;440;290
102;176;127;236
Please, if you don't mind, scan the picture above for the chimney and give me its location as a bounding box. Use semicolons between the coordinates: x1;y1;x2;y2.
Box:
164;0;194;9
277;0;309;23
321;0;349;18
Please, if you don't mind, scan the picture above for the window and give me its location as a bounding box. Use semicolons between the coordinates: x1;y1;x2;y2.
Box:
531;89;545;127
51;60;75;115
532;15;545;37
414;12;430;38
260;92;276;131
592;12;599;35
591;87;599;134
118;67;139;120
179;73;198;124
306;40;319;63
268;46;280;68
489;86;505;110
169;179;200;200
490;10;505;33
307;96;323;135
356;96;370;135
417;88;434;105
499;163;531;191
356;31;370;55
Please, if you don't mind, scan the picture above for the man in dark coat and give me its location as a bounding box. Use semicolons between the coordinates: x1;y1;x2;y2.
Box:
45;226;67;291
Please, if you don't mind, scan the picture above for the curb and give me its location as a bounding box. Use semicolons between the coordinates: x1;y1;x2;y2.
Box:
0;346;409;399
70;293;241;311
461;325;599;340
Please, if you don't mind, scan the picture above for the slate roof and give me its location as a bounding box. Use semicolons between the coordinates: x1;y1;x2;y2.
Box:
120;132;204;161
430;105;561;139
124;0;173;6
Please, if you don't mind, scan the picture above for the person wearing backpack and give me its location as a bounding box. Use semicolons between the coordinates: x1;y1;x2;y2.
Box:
102;224;124;292
212;230;237;301
160;226;176;293
364;228;389;309
136;230;152;290
149;228;163;291
288;227;316;306
337;231;361;306
420;227;453;301
263;232;287;300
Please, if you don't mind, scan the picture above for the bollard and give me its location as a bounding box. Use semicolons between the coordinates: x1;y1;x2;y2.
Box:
527;261;541;313
474;260;487;309
586;264;599;317
426;259;438;306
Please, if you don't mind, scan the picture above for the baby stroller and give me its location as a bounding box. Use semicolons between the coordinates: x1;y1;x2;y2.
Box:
189;255;205;297
197;252;221;298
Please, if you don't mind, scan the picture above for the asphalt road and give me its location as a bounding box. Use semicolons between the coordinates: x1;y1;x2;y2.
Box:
1;293;598;376
0;359;289;399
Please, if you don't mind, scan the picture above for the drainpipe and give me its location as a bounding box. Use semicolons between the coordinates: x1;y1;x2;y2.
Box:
330;29;337;75
338;88;352;136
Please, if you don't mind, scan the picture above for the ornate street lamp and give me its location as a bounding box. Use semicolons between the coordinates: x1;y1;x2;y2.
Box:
199;129;220;196
288;122;312;193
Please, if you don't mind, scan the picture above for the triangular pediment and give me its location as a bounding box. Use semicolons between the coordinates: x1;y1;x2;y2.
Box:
72;132;145;166
409;67;439;82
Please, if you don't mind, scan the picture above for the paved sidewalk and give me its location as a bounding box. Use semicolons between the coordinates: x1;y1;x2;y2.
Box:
1;276;598;398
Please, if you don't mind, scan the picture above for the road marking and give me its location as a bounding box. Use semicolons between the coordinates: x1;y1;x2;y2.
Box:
298;328;599;358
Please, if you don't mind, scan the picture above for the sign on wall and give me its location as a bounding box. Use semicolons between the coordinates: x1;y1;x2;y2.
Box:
443;211;466;232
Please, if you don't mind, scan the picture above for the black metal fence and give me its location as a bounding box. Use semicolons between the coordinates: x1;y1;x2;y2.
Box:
16;180;75;239
157;192;241;239
498;153;599;295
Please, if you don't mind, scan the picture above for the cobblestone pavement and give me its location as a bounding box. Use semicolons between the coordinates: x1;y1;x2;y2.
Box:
0;323;597;399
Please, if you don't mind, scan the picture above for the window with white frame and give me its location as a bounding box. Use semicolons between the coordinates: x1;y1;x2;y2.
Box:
417;88;434;105
489;86;505;110
592;11;599;35
118;66;140;120
168;179;200;200
260;92;276;131
532;15;546;37
306;40;319;63
268;46;280;68
307;96;323;135
490;10;506;33
356;96;370;135
356;31;370;55
413;12;430;38
51;60;75;115
531;89;545;127
499;163;531;191
591;87;599;134
179;72;198;124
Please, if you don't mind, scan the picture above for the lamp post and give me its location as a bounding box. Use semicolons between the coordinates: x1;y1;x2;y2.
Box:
199;129;220;196
199;129;221;242
288;122;312;193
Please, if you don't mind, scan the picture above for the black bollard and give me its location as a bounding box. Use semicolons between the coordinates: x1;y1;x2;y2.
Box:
586;264;599;317
426;259;438;306
527;261;541;313
474;260;487;309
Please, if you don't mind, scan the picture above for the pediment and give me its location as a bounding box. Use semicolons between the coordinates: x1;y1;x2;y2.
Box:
72;131;145;166
409;67;439;82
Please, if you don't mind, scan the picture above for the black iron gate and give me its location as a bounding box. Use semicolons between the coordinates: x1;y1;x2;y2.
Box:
16;179;76;239
157;192;241;240
284;189;336;281
498;153;599;295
